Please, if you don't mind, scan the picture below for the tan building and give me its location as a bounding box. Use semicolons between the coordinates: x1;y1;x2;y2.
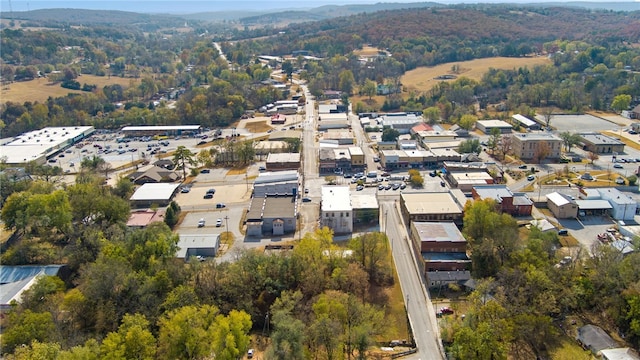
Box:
400;191;467;226
511;133;562;161
348;146;365;167
546;192;578;219
266;153;301;171
579;133;625;154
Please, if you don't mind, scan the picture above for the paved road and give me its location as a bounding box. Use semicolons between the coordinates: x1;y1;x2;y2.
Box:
381;200;444;360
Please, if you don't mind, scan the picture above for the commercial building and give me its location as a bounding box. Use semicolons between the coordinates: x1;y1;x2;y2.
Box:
598;188;637;221
266;153;301;171
321;130;354;145
318;147;365;174
246;195;298;236
176;234;220;260
121;125;201;137
511;133;562;161
546;192;579;219
0;126;94;165
400;191;467;226
253;170;299;197
448;172;494;192
409;222;471;287
321;186;353;233
472;185;533;216
579;133;625;154
379;149;461;170
512;114;540;130
377;113;424;134
129;183;181;208
475;120;513;134
351;194;379;226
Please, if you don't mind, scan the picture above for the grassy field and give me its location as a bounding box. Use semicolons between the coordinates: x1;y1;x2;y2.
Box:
401;56;551;93
1;75;139;104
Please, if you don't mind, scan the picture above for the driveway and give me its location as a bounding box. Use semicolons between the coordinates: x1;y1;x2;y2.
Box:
557;216;616;254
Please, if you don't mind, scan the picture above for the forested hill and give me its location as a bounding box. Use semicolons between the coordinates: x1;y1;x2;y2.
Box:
246;6;640;67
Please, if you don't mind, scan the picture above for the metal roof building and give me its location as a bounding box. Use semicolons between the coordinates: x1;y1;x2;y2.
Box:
129;183;181;207
0;126;94;165
0;265;65;310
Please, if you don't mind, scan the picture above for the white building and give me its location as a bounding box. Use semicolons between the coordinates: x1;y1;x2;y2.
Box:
598;188;637;221
321;186;353;233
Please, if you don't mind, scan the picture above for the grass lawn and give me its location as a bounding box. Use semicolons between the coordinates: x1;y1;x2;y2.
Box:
548;337;592;360
226;167;247;176
244;120;273;133
1;75;139;104
401;56;551;93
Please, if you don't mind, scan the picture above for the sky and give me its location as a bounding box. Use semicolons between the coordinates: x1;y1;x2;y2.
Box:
0;0;638;14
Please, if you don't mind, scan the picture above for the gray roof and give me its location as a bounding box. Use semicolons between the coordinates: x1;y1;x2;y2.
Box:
473;185;513;203
580;133;624;146
254;170;299;184
0;265;64;307
577;325;618;353
427;270;471;282
413;222;466;243
247;195;297;220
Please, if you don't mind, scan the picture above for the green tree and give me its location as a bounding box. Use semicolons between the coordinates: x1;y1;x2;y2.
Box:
172;146;196;180
488;128;501;156
423;106;441;124
458;138;481;154
348;232;390;285
2;310;55;354
381;128;400;142
338;70;355;95
210;310;252;360
9;340;60;360
100;314;157;360
458;114;477;131
281;61;294;83
611;94;632;113
361;79;377;100
267;291;306;360
559;132;582;152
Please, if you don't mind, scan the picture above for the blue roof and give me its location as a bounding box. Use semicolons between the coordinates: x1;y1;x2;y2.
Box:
0;265;64;308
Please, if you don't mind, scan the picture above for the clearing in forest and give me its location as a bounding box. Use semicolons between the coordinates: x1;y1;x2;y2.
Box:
402;56;551;93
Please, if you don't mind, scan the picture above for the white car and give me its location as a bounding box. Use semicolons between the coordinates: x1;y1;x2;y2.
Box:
197;218;205;227
216;218;223;227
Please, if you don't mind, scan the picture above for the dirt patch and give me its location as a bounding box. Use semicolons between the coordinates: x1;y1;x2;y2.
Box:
1;75;139;104
226;168;247;176
402;56;551;93
243;120;273;133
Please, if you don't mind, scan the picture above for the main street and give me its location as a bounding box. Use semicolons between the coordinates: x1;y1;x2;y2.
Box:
381;199;445;360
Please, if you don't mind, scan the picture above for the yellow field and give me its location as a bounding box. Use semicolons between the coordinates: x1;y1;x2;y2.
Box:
402;56;551;93
1;75;140;104
353;45;384;56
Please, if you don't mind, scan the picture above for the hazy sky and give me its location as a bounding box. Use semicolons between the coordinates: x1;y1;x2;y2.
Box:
1;0;638;14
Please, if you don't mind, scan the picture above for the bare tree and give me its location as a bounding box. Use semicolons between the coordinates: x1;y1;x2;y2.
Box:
587;151;599;167
541;107;553;129
533;141;551;164
499;135;513;160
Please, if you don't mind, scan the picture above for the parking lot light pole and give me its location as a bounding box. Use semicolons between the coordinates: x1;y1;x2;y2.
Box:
224;216;229;232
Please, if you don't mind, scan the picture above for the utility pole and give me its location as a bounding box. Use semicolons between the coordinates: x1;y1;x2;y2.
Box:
224;215;229;233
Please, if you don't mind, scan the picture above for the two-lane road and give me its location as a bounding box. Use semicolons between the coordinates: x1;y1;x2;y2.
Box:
381;200;444;360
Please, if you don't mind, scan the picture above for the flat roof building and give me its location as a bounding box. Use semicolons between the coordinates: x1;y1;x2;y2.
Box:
0;126;94;165
512;114;540;130
121;125;201;137
400;192;466;226
351;194;379;226
546;192;578;219
129;183;181;208
246;195;298;237
321;186;353;233
511;133;562;161
476;120;513;134
176;234;220;260
579;133;625;154
472;185;532;216
266;153;301;171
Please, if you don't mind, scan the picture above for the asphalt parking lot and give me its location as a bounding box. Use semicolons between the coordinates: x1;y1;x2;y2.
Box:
557;215;617;254
536;114;618;132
